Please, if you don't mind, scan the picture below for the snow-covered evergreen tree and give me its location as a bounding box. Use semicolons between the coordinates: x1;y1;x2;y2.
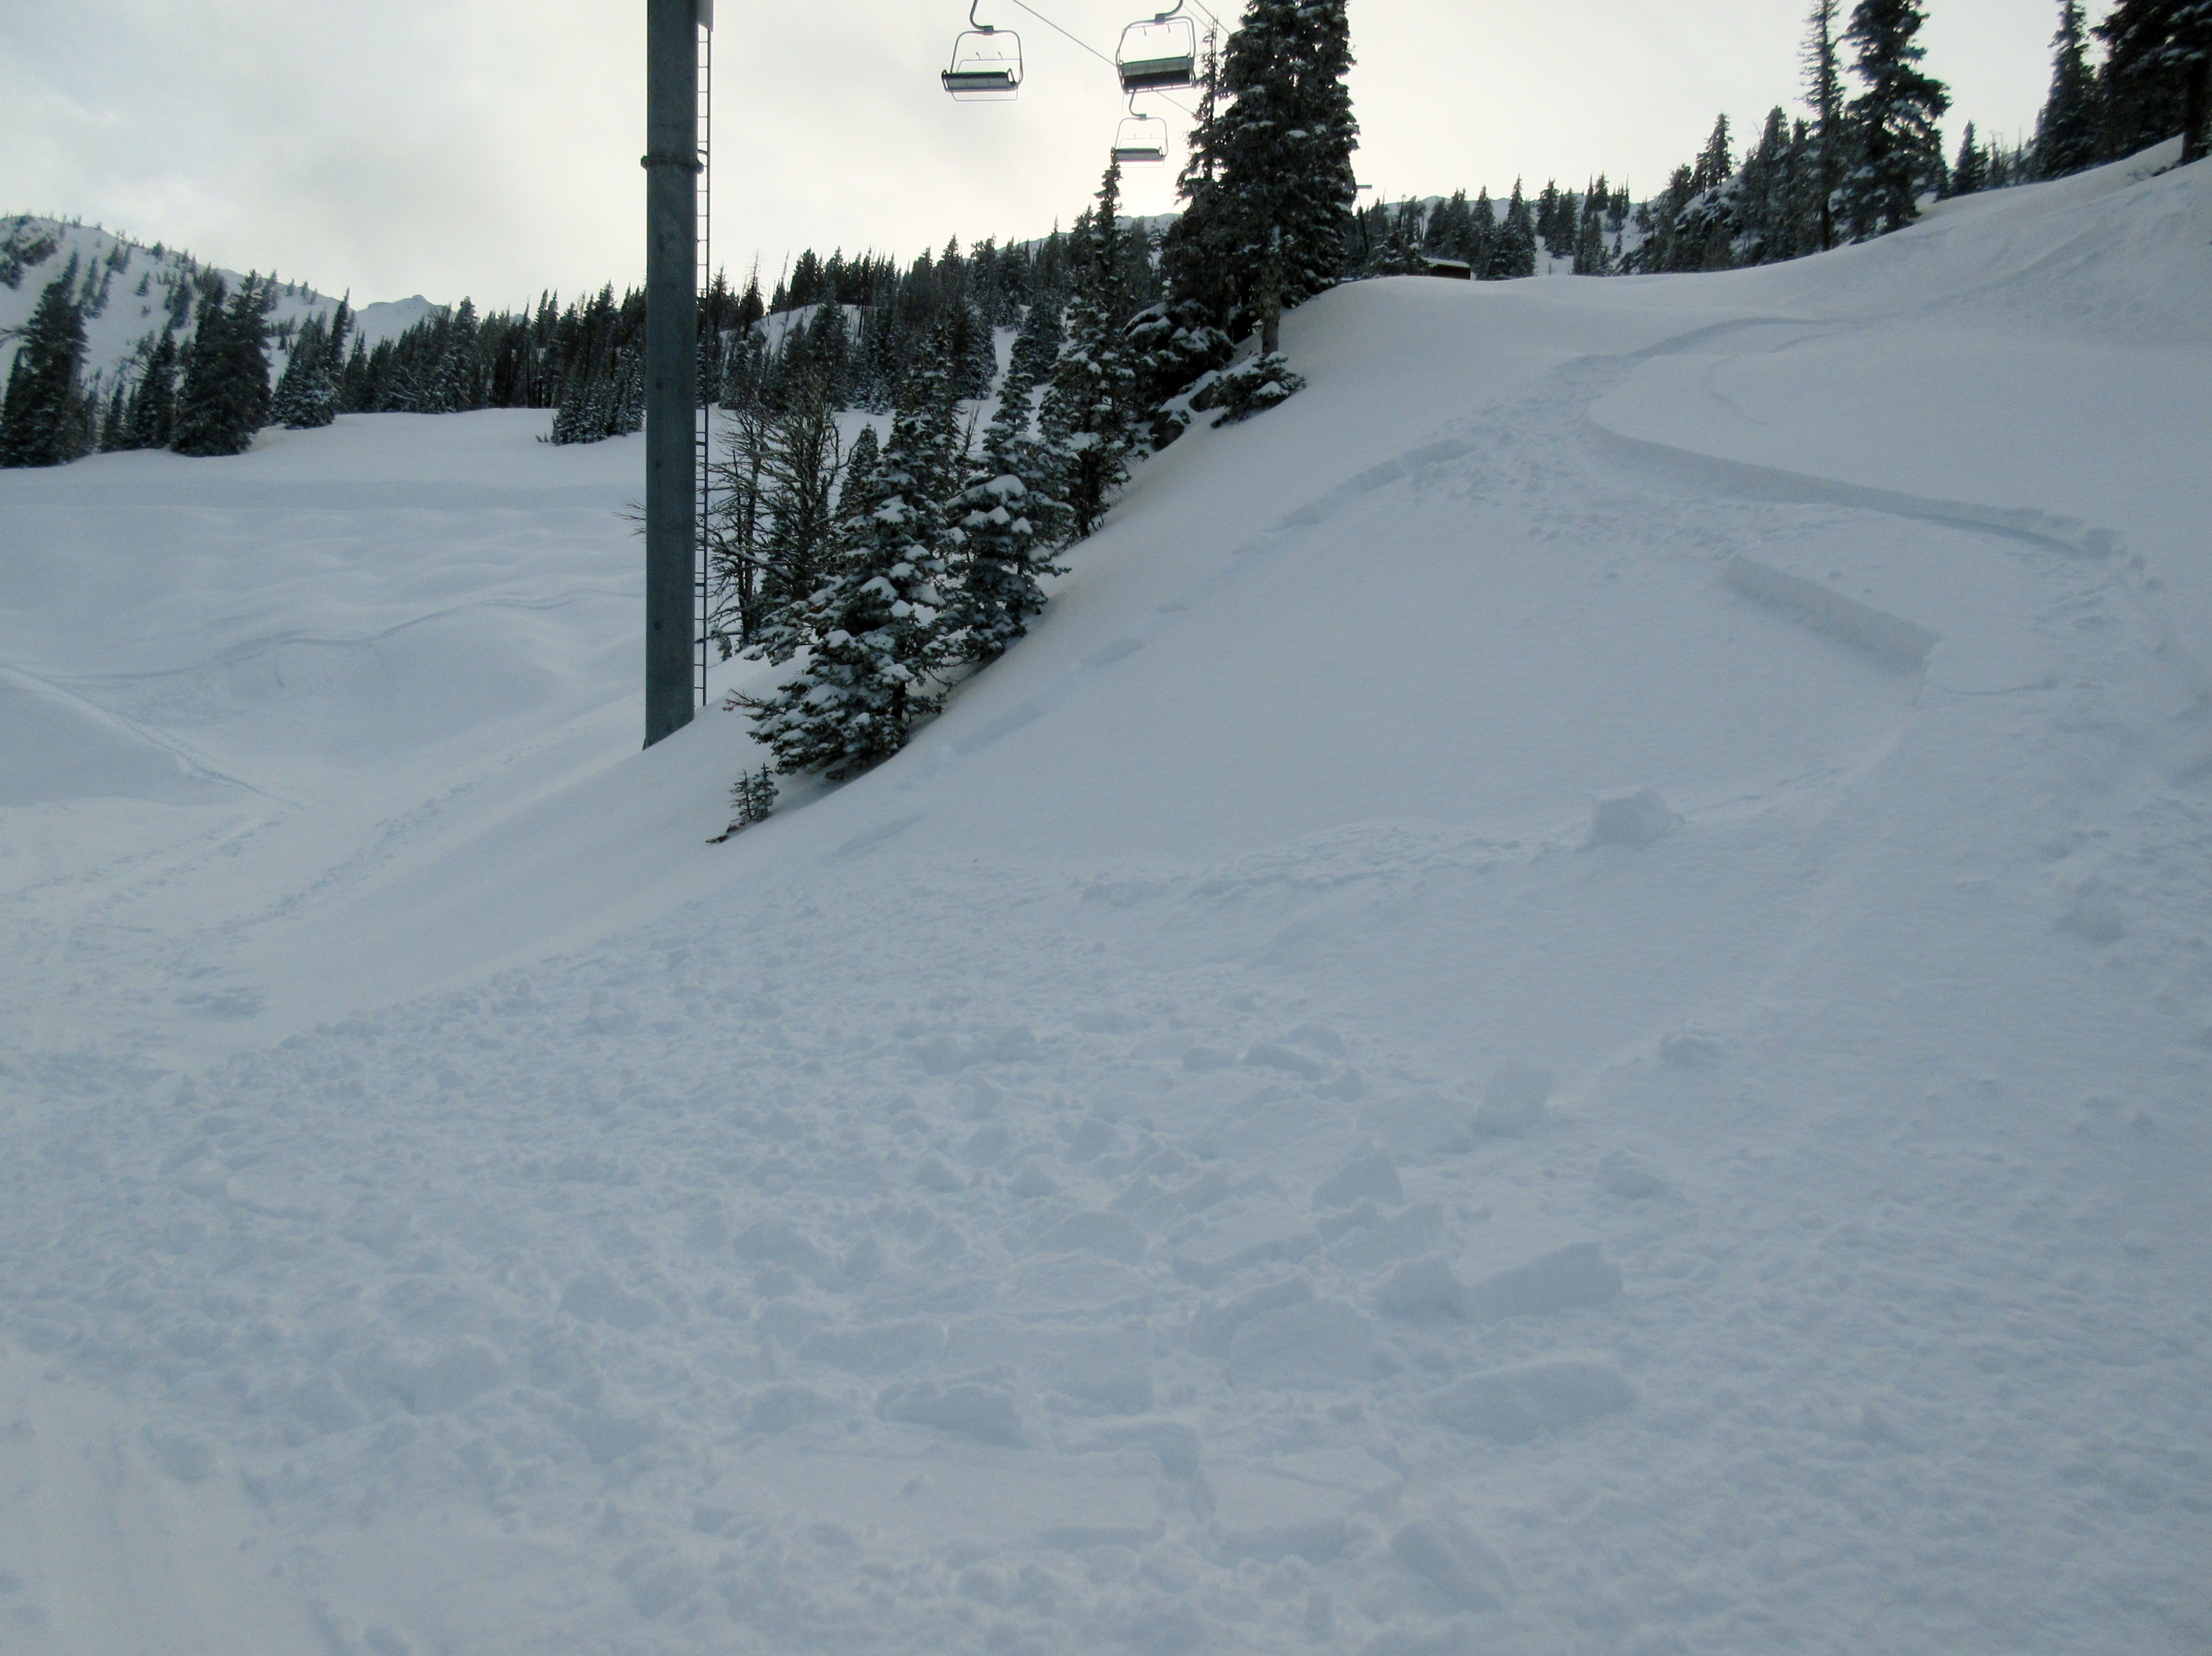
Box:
1487;180;1539;278
1162;0;1359;362
2035;1;2104;177
0;259;90;469
1951;122;1990;194
1839;0;1951;240
171;275;272;457
2096;0;2212;165
270;315;338;429
1802;0;1848;251
1040;165;1140;541
737;336;957;779
951;325;1067;664
128;334;180;451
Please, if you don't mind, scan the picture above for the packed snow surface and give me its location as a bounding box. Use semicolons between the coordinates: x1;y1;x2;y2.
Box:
3;146;2210;1656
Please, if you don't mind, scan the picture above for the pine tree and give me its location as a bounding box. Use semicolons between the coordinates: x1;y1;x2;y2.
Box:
100;375;132;453
951;323;1067;663
431;298;485;413
129;334;180;450
1163;0;1359;360
1735;112;1797;260
1952;122;1990;194
1040;165;1140;541
1803;0;1847;250
1487;180;1538;278
2096;0;2212;165
171;275;273;457
0;259;90;469
738;335;957;779
1572;177;1613;272
2036;1;2105;176
270;314;338;429
1839;0;1952;240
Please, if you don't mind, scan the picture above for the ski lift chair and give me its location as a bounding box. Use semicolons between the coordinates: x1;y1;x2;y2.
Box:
943;1;1022;100
1112;97;1170;165
1116;1;1197;92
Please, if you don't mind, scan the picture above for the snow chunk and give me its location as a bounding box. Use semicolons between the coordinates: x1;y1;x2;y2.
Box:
1589;788;1679;847
877;1379;1027;1446
1190;1274;1315;1357
1598;1151;1672;1199
1226;1300;1391;1388
1428;1355;1636;1443
1474;1062;1552;1138
1461;1242;1622;1322
1390;1514;1513;1610
1030;1209;1147;1263
1313;1151;1403;1211
560;1271;658;1331
1376;1255;1466;1320
797;1320;946;1376
2062;878;2126;943
1358;1090;1475;1157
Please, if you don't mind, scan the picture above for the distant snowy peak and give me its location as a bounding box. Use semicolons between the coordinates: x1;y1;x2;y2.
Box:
352;296;444;348
0;215;443;387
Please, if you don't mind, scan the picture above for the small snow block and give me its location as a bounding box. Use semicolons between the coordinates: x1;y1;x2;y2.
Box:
1474;1062;1552;1138
1219;1517;1350;1565
1589;788;1678;847
1461;1241;1621;1322
1597;1151;1671;1199
1358;1089;1475;1156
1030;1209;1147;1263
746;1384;841;1434
1171;1229;1321;1289
1659;1031;1724;1070
877;1380;1027;1446
1376;1255;1465;1320
1226;1299;1385;1388
1327;1202;1443;1271
1390;1515;1513;1611
1428;1356;1635;1443
797;1320;945;1376
1246;1040;1328;1080
1313;1152;1403;1211
1072;1419;1201;1477
1190;1274;1315;1357
2062;879;2125;943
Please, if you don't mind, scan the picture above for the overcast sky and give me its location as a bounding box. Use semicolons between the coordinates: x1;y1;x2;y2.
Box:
2;0;2083;310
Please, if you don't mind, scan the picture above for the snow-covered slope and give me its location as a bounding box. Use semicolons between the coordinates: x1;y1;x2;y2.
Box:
0;217;440;391
1;144;2209;1656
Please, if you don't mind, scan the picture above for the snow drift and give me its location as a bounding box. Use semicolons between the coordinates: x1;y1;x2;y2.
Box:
1;144;2209;1656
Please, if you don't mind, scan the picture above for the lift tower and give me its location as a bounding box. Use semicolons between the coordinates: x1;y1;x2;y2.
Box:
643;0;711;748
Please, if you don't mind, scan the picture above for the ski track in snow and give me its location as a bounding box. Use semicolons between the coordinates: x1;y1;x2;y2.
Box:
3;152;2211;1656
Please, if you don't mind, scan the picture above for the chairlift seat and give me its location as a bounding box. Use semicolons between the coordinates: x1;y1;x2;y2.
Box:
943;67;1020;95
944;24;1022;100
1116;13;1198;93
1112;116;1170;164
1119;55;1196;91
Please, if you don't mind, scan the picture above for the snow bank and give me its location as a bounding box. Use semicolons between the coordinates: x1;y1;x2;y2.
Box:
1;147;2209;1656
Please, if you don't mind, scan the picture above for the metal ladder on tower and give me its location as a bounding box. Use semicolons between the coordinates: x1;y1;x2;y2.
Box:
694;11;715;709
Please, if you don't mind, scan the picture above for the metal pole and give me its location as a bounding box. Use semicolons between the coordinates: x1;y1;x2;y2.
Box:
643;0;706;748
